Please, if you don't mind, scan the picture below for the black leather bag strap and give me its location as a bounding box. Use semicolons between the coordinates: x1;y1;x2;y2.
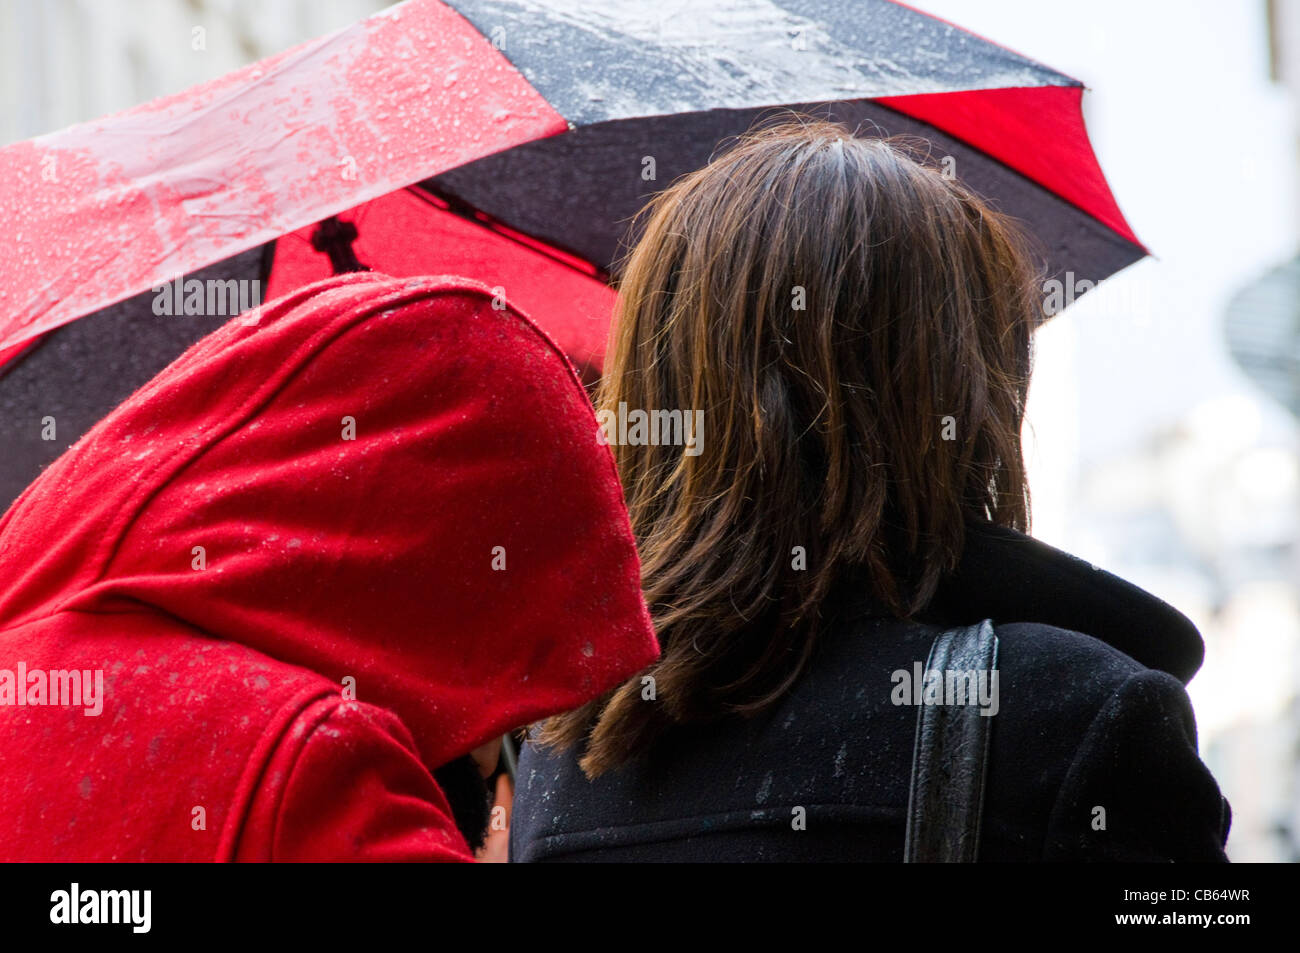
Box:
903;619;998;863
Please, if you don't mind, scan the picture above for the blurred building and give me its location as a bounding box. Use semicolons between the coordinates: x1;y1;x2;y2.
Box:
1203;0;1300;862
0;0;388;146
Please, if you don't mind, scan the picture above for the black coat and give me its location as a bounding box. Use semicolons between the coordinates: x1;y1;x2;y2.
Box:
510;524;1231;862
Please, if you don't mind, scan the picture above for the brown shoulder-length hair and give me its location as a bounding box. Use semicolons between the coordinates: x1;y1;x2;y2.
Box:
540;118;1042;777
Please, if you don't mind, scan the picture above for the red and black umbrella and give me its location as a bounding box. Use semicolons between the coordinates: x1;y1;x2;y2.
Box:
0;0;1144;505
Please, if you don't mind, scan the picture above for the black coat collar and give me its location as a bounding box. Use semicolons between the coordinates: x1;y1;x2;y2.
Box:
929;522;1205;683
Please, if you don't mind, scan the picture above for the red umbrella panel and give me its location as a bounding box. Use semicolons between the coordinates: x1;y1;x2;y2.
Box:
265;188;616;381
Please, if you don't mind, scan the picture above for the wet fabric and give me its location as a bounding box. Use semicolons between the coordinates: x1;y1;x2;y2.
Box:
0;273;658;861
1;0;1146;508
511;524;1231;862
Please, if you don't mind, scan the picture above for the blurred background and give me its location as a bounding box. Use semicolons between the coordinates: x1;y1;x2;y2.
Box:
1;0;1296;861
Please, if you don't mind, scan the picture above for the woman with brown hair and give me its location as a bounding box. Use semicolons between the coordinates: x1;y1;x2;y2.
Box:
510;119;1230;862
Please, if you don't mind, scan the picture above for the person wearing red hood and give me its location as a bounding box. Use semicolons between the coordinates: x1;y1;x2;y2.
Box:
0;273;658;861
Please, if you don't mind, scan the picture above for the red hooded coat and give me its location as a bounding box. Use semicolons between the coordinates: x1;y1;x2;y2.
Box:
0;273;658;861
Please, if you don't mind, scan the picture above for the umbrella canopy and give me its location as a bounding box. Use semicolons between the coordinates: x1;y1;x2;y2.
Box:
0;0;1145;506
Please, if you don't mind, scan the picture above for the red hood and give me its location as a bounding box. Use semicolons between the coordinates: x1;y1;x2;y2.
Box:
0;273;657;770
